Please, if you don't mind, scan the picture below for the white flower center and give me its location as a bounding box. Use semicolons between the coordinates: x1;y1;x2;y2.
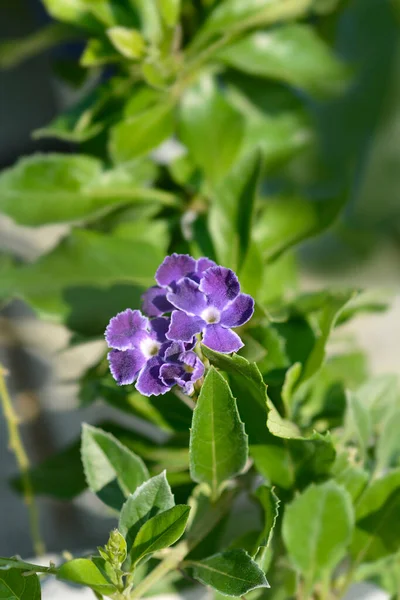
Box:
201;306;221;324
140;337;160;359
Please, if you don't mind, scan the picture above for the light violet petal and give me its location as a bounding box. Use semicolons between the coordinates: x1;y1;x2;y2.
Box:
199;266;240;310
155;254;197;287
202;324;244;354
196;257;217;273
167;277;208;315
220;293;255;328
150;317;170;343
108;349;146;385
167;311;205;343
142;287;173;317
136;357;170;397
105;309;148;350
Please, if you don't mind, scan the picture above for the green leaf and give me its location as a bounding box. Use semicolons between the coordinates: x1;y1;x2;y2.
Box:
266;397;301;439
0;230;163;312
158;0;181;26
376;408;400;473
42;0;102;32
190;549;269;596
300;291;355;383
253;486;280;557
130;505;191;565
57;559;116;595
119;472;175;556
251;444;294;489
179;74;245;185
107;27;145;59
242;111;312;167
110;104;175;163
254;195;347;263
218;25;350;97
189;368;248;498
201;346;269;445
357;375;400;427
198;0;312;38
281;362;302;418
0;558;53;574
0;569;41;600
81;38;120;67
81;424;149;510
209;152;261;270
343;391;371;461
332;453;369;502
351;469;400;562
0;154;170;226
282;481;354;586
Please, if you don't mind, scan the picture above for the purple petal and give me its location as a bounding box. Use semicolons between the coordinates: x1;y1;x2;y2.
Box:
167;311;205;343
167;278;208;315
202;324;244;354
136;357;171;396
142;286;173;317
163;340;186;361
108;349;146;385
156;254;197;287
199;267;240;310
105;309;148;350
182;351;205;382
196;257;217;273
159;363;184;387
150;317;170;343
220;294;255;328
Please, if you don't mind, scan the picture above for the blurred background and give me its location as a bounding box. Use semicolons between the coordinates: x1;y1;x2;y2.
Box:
1;0;400;560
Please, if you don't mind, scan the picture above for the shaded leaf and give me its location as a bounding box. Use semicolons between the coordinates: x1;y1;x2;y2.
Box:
351;469;400;563
0;230;163;311
110;104;175;163
254;195;347;263
190;368;248;498
201;346;270;445
344;390;371;461
81;424;149;510
191;549;269;596
0;569;41;600
180;74;245;184
300;291;355;383
130;505;191;565
253;486;280;557
0;154;171;227
282;481;354;585
208;151;260;270
218;25;350;97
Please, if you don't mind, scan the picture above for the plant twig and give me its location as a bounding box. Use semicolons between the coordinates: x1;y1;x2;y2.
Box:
0;364;45;556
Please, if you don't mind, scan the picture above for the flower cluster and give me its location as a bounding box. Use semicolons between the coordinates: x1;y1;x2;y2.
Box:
105;254;254;396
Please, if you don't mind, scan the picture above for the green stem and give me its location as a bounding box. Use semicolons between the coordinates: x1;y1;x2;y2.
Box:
0;364;45;556
129;542;188;599
127;487;237;598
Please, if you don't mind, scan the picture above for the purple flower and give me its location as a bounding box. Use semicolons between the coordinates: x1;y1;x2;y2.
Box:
105;308;204;396
142;254;216;317
166;266;254;354
106;309;169;385
136;341;204;397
